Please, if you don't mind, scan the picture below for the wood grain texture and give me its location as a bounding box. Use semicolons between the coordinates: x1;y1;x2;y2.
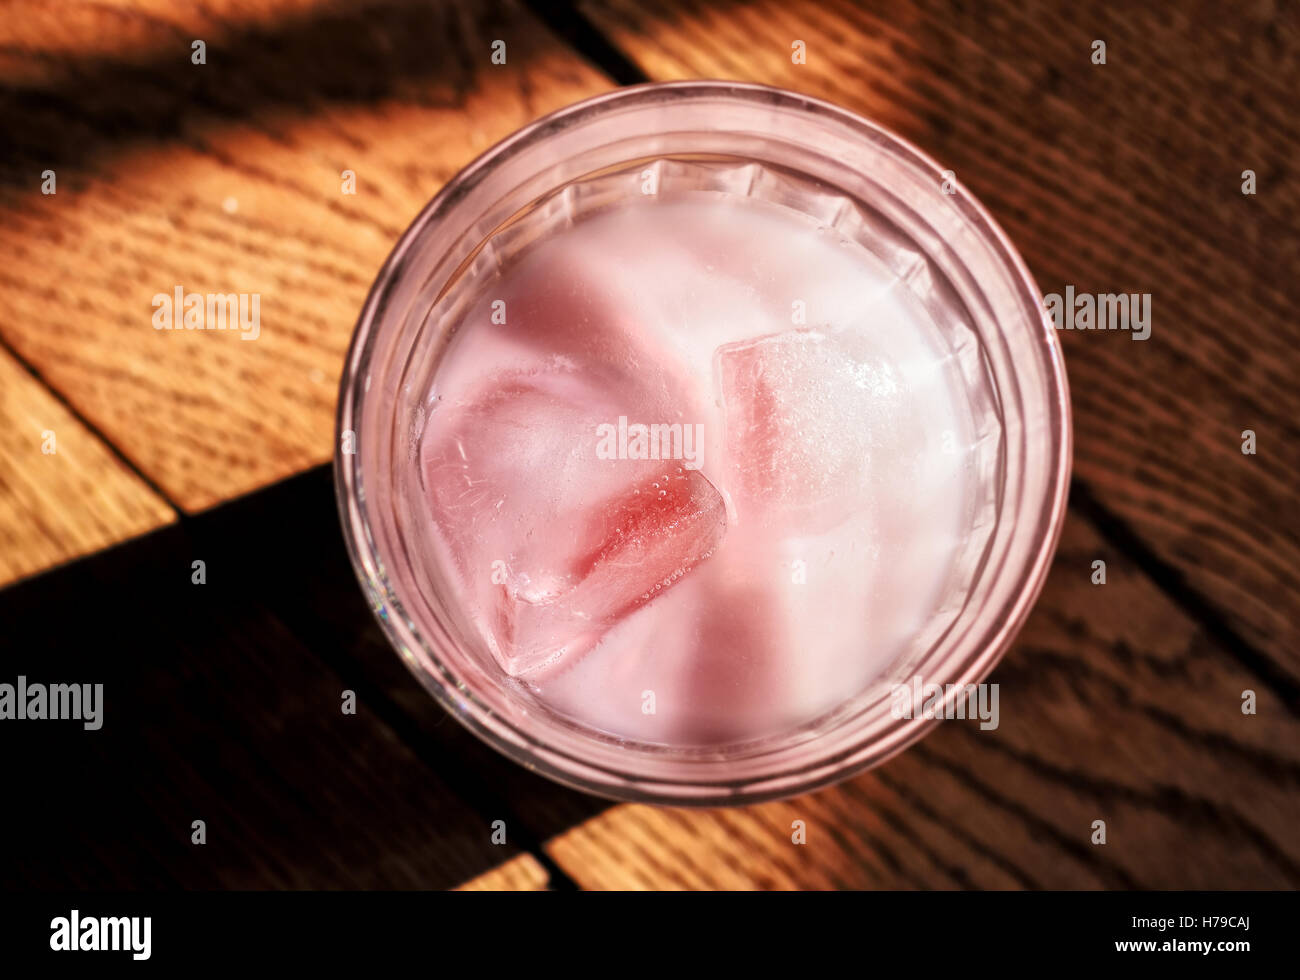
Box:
456;853;551;891
0;348;173;586
0;0;613;512
576;0;1300;686
2;0;1294;894
545;512;1300;889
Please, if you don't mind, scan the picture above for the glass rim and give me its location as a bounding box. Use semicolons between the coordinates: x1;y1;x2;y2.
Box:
335;80;1073;806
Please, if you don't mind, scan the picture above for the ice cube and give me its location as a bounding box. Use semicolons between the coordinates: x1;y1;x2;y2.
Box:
422;368;726;677
503;466;726;674
714;327;922;532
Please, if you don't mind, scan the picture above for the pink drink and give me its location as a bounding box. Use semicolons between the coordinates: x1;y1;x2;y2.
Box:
339;83;1070;801
418;179;977;746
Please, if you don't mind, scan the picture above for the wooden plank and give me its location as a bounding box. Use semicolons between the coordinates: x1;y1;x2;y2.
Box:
0;0;614;512
457;853;551;891
545;512;1300;889
576;0;1300;683
0;348;173;586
